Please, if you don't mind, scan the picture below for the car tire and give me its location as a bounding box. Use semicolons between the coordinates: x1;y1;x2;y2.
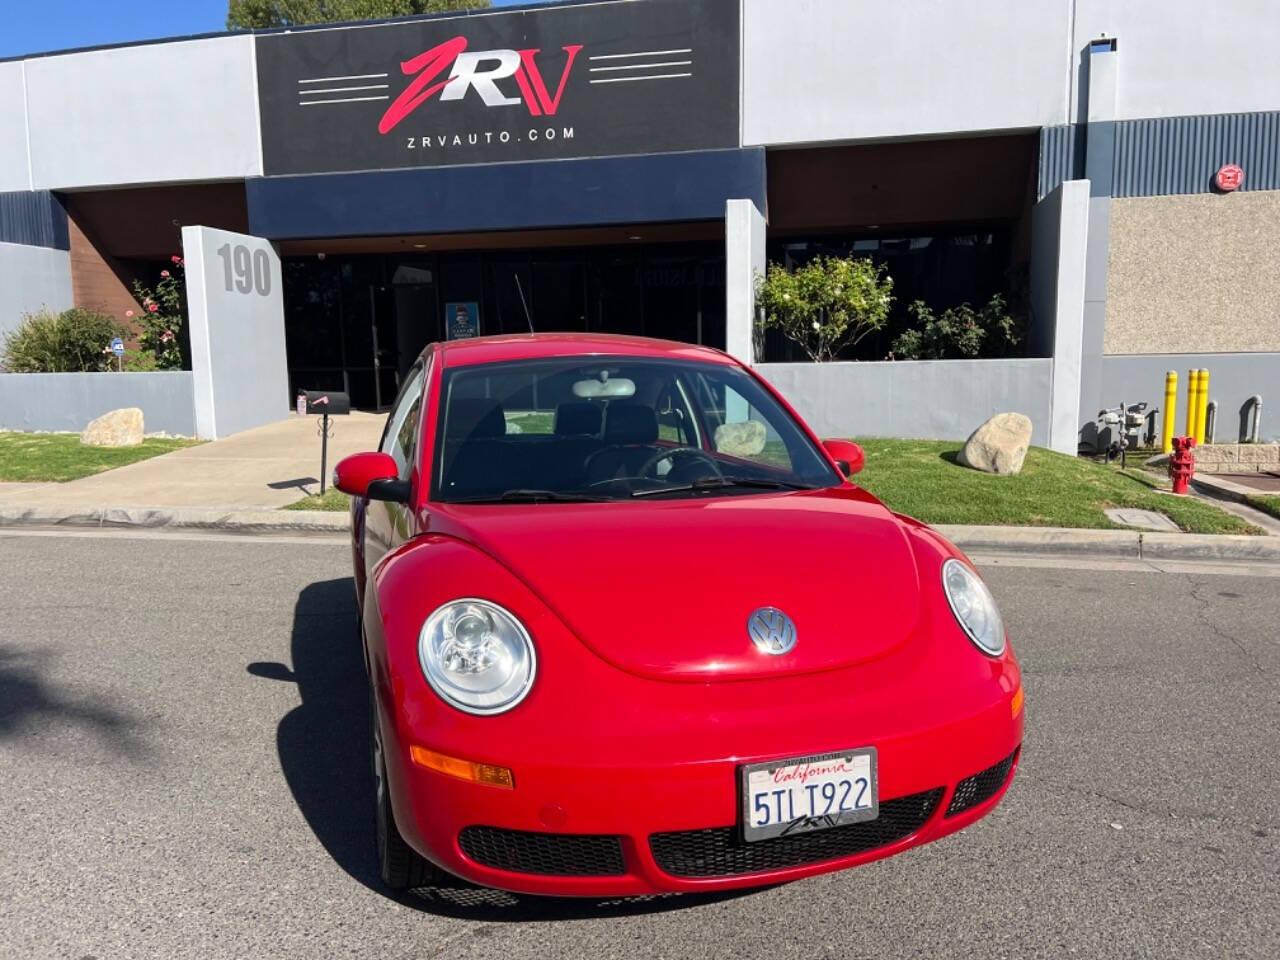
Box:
371;689;444;890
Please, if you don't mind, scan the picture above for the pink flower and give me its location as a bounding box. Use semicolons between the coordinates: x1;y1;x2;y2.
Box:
125;309;134;318
160;270;170;278
171;255;181;264
160;330;174;343
148;303;159;313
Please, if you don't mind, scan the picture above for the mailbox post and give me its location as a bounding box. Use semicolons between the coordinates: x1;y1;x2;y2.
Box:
298;390;351;494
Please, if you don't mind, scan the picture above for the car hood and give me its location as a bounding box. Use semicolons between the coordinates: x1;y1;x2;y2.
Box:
433;487;921;682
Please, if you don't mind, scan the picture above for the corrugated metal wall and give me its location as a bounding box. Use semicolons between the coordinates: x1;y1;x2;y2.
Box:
1038;124;1085;199
1112;111;1280;197
1039;111;1280;200
0;191;69;249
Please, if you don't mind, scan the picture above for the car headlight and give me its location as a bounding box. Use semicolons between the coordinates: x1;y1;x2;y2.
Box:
941;558;1006;656
418;599;536;715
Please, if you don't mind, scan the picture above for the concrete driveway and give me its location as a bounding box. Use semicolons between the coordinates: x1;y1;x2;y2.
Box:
0;413;385;510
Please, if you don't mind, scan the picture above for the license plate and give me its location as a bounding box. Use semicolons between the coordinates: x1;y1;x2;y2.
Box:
740;748;878;842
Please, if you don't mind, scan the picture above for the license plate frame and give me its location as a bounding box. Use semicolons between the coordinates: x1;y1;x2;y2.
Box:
739;747;878;843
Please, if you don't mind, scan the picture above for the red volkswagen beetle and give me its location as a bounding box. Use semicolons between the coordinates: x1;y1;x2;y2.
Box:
334;333;1022;896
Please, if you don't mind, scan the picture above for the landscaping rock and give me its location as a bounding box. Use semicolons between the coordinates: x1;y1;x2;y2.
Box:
714;420;767;457
957;412;1033;475
80;407;144;447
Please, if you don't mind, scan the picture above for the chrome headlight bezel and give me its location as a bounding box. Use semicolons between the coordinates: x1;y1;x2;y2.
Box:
941;558;1006;657
417;598;537;716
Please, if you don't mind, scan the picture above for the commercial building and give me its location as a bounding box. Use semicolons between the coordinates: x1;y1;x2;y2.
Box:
1;0;1277;447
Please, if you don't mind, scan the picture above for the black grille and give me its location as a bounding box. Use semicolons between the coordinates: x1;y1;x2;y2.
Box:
946;747;1020;817
649;787;944;879
458;826;626;876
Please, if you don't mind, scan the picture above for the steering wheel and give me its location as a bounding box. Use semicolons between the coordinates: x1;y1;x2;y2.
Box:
636;446;723;481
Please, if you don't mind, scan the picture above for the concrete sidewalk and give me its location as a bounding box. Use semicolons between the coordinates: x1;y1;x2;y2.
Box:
0;412;385;511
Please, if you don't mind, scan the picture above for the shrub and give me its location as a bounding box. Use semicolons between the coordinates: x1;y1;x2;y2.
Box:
755;256;893;362
1;307;126;373
888;294;1021;361
129;255;189;371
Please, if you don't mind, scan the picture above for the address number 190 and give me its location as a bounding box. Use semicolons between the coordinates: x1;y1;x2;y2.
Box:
216;242;272;297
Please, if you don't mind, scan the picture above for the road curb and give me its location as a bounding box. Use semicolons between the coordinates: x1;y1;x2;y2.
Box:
0;504;349;535
3;508;1279;560
937;525;1142;558
937;524;1280;562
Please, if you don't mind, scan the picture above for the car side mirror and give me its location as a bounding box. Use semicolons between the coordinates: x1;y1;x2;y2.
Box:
822;439;865;477
333;452;411;503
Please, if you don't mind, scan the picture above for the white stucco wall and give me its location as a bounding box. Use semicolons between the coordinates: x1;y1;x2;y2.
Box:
23;35;263;190
183;225;288;439
0;240;73;340
1071;0;1280;123
0;61;32;192
742;0;1072;147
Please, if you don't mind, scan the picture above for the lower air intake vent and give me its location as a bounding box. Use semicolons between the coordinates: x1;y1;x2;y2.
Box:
458;826;626;876
649;787;944;879
946;747;1020;817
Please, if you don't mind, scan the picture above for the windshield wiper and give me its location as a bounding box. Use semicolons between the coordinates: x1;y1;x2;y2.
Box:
452;489;614;504
631;476;816;498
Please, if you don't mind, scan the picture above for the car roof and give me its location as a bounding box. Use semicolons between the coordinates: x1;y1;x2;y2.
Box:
431;333;738;369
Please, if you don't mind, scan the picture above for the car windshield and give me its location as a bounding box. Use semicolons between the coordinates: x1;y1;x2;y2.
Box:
432;356;839;503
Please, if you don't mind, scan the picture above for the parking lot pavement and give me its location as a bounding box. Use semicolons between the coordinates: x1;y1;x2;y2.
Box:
1;530;1276;960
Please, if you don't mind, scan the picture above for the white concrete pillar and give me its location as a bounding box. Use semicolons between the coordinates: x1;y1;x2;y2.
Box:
182;226;288;439
725;198;766;365
1046;180;1091;456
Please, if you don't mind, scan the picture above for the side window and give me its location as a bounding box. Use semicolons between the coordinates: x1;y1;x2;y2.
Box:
695;375;792;471
380;367;425;479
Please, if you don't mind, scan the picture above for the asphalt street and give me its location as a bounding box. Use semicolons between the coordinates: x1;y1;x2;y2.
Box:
1;530;1276;960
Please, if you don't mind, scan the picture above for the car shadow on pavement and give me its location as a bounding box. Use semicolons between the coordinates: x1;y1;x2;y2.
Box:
254;577;760;923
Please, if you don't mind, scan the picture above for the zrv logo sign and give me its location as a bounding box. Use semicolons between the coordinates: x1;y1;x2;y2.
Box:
378;38;582;133
255;0;738;176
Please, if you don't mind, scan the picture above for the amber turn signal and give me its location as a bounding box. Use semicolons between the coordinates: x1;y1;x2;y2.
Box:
1011;685;1024;718
410;745;515;789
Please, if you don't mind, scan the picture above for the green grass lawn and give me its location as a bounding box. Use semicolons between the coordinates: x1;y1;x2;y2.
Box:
851;438;1259;535
283;487;351;511
0;431;199;483
1244;494;1280;521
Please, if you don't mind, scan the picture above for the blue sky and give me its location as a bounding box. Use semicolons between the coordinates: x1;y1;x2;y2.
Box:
0;0;548;58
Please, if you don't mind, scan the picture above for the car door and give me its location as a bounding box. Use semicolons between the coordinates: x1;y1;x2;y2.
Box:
362;362;425;581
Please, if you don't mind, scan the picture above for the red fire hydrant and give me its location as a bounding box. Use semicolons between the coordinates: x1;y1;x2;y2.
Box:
1169;435;1196;495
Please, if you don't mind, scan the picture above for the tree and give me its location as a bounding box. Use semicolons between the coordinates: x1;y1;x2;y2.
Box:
227;0;489;29
754;256;894;362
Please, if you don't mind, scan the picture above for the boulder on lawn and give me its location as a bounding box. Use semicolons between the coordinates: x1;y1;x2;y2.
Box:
957;412;1033;475
714;420;767;457
80;407;144;447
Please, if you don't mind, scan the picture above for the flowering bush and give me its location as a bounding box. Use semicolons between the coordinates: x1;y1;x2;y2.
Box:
129;255;188;370
754;256;893;362
888;295;1020;360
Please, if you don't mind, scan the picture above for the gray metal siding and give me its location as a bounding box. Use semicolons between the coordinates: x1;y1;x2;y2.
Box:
1112;111;1280;197
1039;111;1280;199
0;191;69;250
1038;124;1086;199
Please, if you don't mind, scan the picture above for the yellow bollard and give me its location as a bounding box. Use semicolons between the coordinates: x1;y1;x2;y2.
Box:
1185;369;1199;440
1161;371;1177;453
1196;368;1211;444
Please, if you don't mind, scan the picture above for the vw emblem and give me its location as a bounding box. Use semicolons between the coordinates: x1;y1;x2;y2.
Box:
748;607;797;655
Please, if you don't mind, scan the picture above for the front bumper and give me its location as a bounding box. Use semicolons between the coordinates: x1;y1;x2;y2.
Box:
382;662;1024;896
